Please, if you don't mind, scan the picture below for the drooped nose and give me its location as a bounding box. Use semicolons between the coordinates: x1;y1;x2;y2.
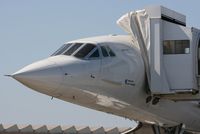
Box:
12;58;63;94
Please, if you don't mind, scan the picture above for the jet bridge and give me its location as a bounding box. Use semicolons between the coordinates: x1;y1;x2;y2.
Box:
117;5;200;101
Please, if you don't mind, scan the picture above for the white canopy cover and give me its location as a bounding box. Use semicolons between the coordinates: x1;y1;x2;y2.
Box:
117;10;151;88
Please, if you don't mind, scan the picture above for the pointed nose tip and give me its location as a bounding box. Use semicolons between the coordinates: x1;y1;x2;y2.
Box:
4;74;12;77
12;59;63;94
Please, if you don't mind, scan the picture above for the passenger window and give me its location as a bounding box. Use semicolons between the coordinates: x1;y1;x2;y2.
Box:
101;46;109;57
51;43;72;56
89;49;99;58
105;46;116;57
74;44;96;58
64;43;82;55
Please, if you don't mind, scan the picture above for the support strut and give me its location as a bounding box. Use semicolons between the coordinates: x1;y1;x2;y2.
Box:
131;123;185;134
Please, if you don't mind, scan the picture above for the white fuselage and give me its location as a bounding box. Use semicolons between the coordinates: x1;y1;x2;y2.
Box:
12;35;200;132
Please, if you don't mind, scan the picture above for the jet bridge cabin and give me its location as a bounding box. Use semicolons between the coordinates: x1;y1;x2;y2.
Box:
118;5;200;101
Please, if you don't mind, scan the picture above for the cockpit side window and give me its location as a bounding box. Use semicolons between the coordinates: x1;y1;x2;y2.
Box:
105;46;116;57
101;45;116;57
74;43;96;58
63;43;83;55
101;46;109;57
51;43;72;56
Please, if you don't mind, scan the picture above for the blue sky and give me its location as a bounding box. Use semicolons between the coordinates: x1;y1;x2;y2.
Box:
0;0;200;127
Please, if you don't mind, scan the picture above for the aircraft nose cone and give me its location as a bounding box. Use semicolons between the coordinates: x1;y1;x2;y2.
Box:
12;59;63;94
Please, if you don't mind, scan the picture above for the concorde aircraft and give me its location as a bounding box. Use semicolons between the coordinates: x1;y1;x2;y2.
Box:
7;5;200;134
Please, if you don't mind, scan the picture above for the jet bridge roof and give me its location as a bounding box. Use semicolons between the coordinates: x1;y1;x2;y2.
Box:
145;5;186;26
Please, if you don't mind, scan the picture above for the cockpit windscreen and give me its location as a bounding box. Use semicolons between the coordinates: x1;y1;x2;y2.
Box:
51;43;72;56
51;43;99;59
63;43;83;55
51;42;116;60
74;44;96;58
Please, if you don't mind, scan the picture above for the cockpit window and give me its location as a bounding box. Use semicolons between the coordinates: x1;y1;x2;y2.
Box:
51;43;72;56
105;46;116;57
52;43;115;59
101;45;116;57
101;46;109;57
74;43;96;58
89;49;99;58
63;43;83;55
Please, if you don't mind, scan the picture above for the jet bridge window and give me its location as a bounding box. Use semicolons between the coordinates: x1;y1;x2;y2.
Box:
51;43;72;56
163;40;190;54
74;43;96;58
63;43;83;55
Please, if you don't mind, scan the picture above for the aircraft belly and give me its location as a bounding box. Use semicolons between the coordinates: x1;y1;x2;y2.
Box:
54;84;180;128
